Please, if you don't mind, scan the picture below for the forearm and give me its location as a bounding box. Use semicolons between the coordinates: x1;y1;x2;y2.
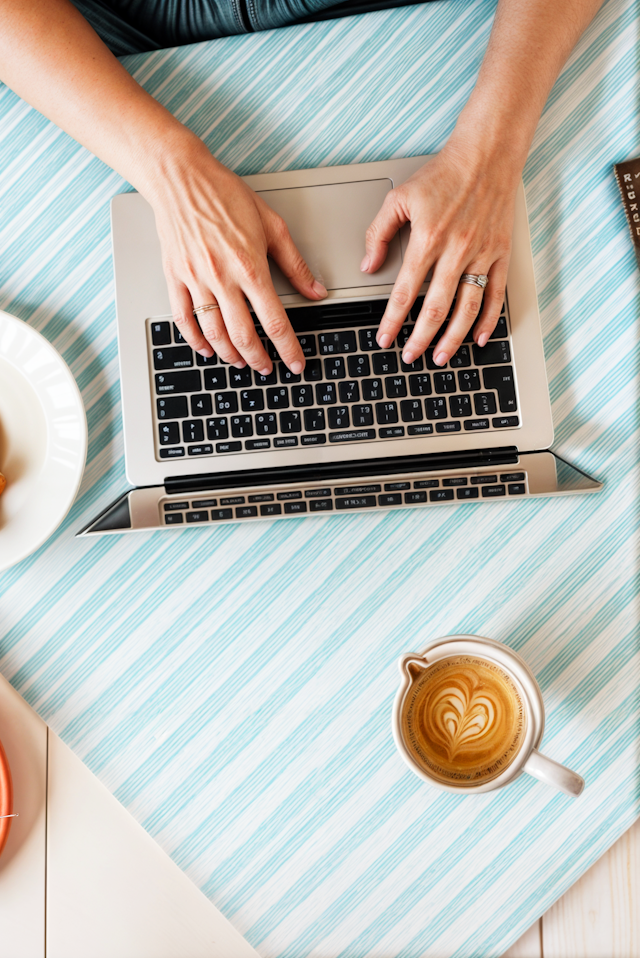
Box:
0;0;200;199
449;0;605;175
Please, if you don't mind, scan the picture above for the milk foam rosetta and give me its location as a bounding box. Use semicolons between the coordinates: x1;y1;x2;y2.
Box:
401;655;526;785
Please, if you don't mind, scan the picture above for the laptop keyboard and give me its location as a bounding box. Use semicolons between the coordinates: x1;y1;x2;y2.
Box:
149;296;519;462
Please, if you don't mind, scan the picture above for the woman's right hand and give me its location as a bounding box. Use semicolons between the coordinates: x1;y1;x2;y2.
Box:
149;136;327;374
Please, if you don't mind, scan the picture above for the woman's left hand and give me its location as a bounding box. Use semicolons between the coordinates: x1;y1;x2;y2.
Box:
362;140;519;366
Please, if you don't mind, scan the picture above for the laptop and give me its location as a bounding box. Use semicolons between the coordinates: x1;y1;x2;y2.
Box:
78;155;601;537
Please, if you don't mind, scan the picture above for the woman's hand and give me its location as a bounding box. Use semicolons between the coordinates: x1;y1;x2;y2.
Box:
150;138;327;374
363;142;518;367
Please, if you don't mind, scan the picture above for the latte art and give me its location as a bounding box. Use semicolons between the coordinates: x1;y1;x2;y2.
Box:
401;656;526;785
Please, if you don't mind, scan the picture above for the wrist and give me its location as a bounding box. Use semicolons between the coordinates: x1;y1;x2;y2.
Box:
128;119;212;206
446;98;532;185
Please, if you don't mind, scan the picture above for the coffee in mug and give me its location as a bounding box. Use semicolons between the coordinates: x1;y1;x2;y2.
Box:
393;635;584;797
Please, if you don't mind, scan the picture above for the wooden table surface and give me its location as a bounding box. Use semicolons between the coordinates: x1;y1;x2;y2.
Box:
0;672;638;958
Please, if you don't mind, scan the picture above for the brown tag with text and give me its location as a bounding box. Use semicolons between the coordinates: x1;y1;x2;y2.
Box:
614;156;640;270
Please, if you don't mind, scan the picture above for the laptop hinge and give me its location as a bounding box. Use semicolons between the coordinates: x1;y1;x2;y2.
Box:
164;447;520;496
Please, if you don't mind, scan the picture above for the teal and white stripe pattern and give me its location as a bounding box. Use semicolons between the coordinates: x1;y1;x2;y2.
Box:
1;1;639;954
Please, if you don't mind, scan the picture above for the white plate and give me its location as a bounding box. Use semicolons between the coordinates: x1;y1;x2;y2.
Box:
0;311;87;572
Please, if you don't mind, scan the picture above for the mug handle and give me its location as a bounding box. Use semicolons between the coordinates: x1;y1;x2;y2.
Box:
524;749;584;797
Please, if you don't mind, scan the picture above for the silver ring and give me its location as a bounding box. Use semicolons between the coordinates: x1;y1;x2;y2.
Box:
193;303;221;314
459;273;488;289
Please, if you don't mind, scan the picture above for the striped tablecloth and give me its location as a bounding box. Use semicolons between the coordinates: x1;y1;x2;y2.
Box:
1;1;638;954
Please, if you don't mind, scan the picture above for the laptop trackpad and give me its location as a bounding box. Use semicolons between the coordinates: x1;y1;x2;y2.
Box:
258;178;402;294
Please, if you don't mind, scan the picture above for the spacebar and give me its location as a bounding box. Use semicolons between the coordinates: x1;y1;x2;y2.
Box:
329;430;376;443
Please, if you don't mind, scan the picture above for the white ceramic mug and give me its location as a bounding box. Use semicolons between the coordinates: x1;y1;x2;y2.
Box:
392;635;584;797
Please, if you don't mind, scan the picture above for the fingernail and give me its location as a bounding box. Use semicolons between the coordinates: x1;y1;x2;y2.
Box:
290;361;304;375
233;360;247;369
377;333;391;349
197;347;214;357
477;332;489;347
312;280;327;297
360;255;370;272
433;351;447;366
259;366;271;377
402;350;415;365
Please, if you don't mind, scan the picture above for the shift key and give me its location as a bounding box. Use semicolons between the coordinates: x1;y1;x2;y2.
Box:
155;370;202;394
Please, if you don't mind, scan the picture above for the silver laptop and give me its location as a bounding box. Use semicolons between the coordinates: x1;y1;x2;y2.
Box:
79;156;601;536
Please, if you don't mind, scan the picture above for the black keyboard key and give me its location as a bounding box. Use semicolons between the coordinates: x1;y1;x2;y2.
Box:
211;508;233;520
408;424;434;435
334;484;382;495
186;510;209;522
216;441;242;453
372;352;398;375
489;316;508;338
260;503;282;517
385;376;407;398
443;477;467;487
292;385;314;407
396;325;413;348
221;496;244;506
472;340;511;365
195;352;218;366
470;475;497;485
237;506;258;518
240;389;264;412
254;368;277;386
231;415;253;438
405;491;427;503
249;493;274;502
229;367;253;388
157;396;188;420
173;323;187;343
284;501;308;514
358;328;381;351
351;404;373;427
501;472;525;482
508;483;526;495
319;331;357;354
301;434;326;445
204;367;228;391
215;391;239;414
191;498;218;507
348;354;370;377
267;387;289;409
425;349;446;370
153;346;193;370
245;439;271;450
324;357;346;379
328;406;350;429
376;402;398;425
492;416;520;428
385;482;410;491
316;382;337;404
280;411;302;433
188;444;213;456
309;499;333;512
151;321;171;346
449;395;472;418
182;420;204;443
297;334;317;356
414;479;439;488
304;359;323;382
430;488;454;502
336;496;377;510
339;381;360;403
379;426;404;438
482;484;506;498
474;392;497;416
362;378;383;401
329;429;376;442
464;418;490;431
436;421;461;433
400;399;423;422
159;422;180;445
206;417;229;440
450;345;471;368
279;363;301;384
483;365;517;413
164;512;184;524
409;374;432;396
457;487;479;500
303;408;326;432
159;447;185;458
458;369;480;391
164;501;189;511
426;398;447;420
379;493;402;506
400;355;424;373
305;488;332;498
274;437;298;448
278;490;302;500
265;340;280;361
255;413;277;435
155;370;201;394
434;371;456;394
191;394;213;417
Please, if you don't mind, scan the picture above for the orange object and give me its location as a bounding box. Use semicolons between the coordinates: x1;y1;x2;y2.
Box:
0;737;13;857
